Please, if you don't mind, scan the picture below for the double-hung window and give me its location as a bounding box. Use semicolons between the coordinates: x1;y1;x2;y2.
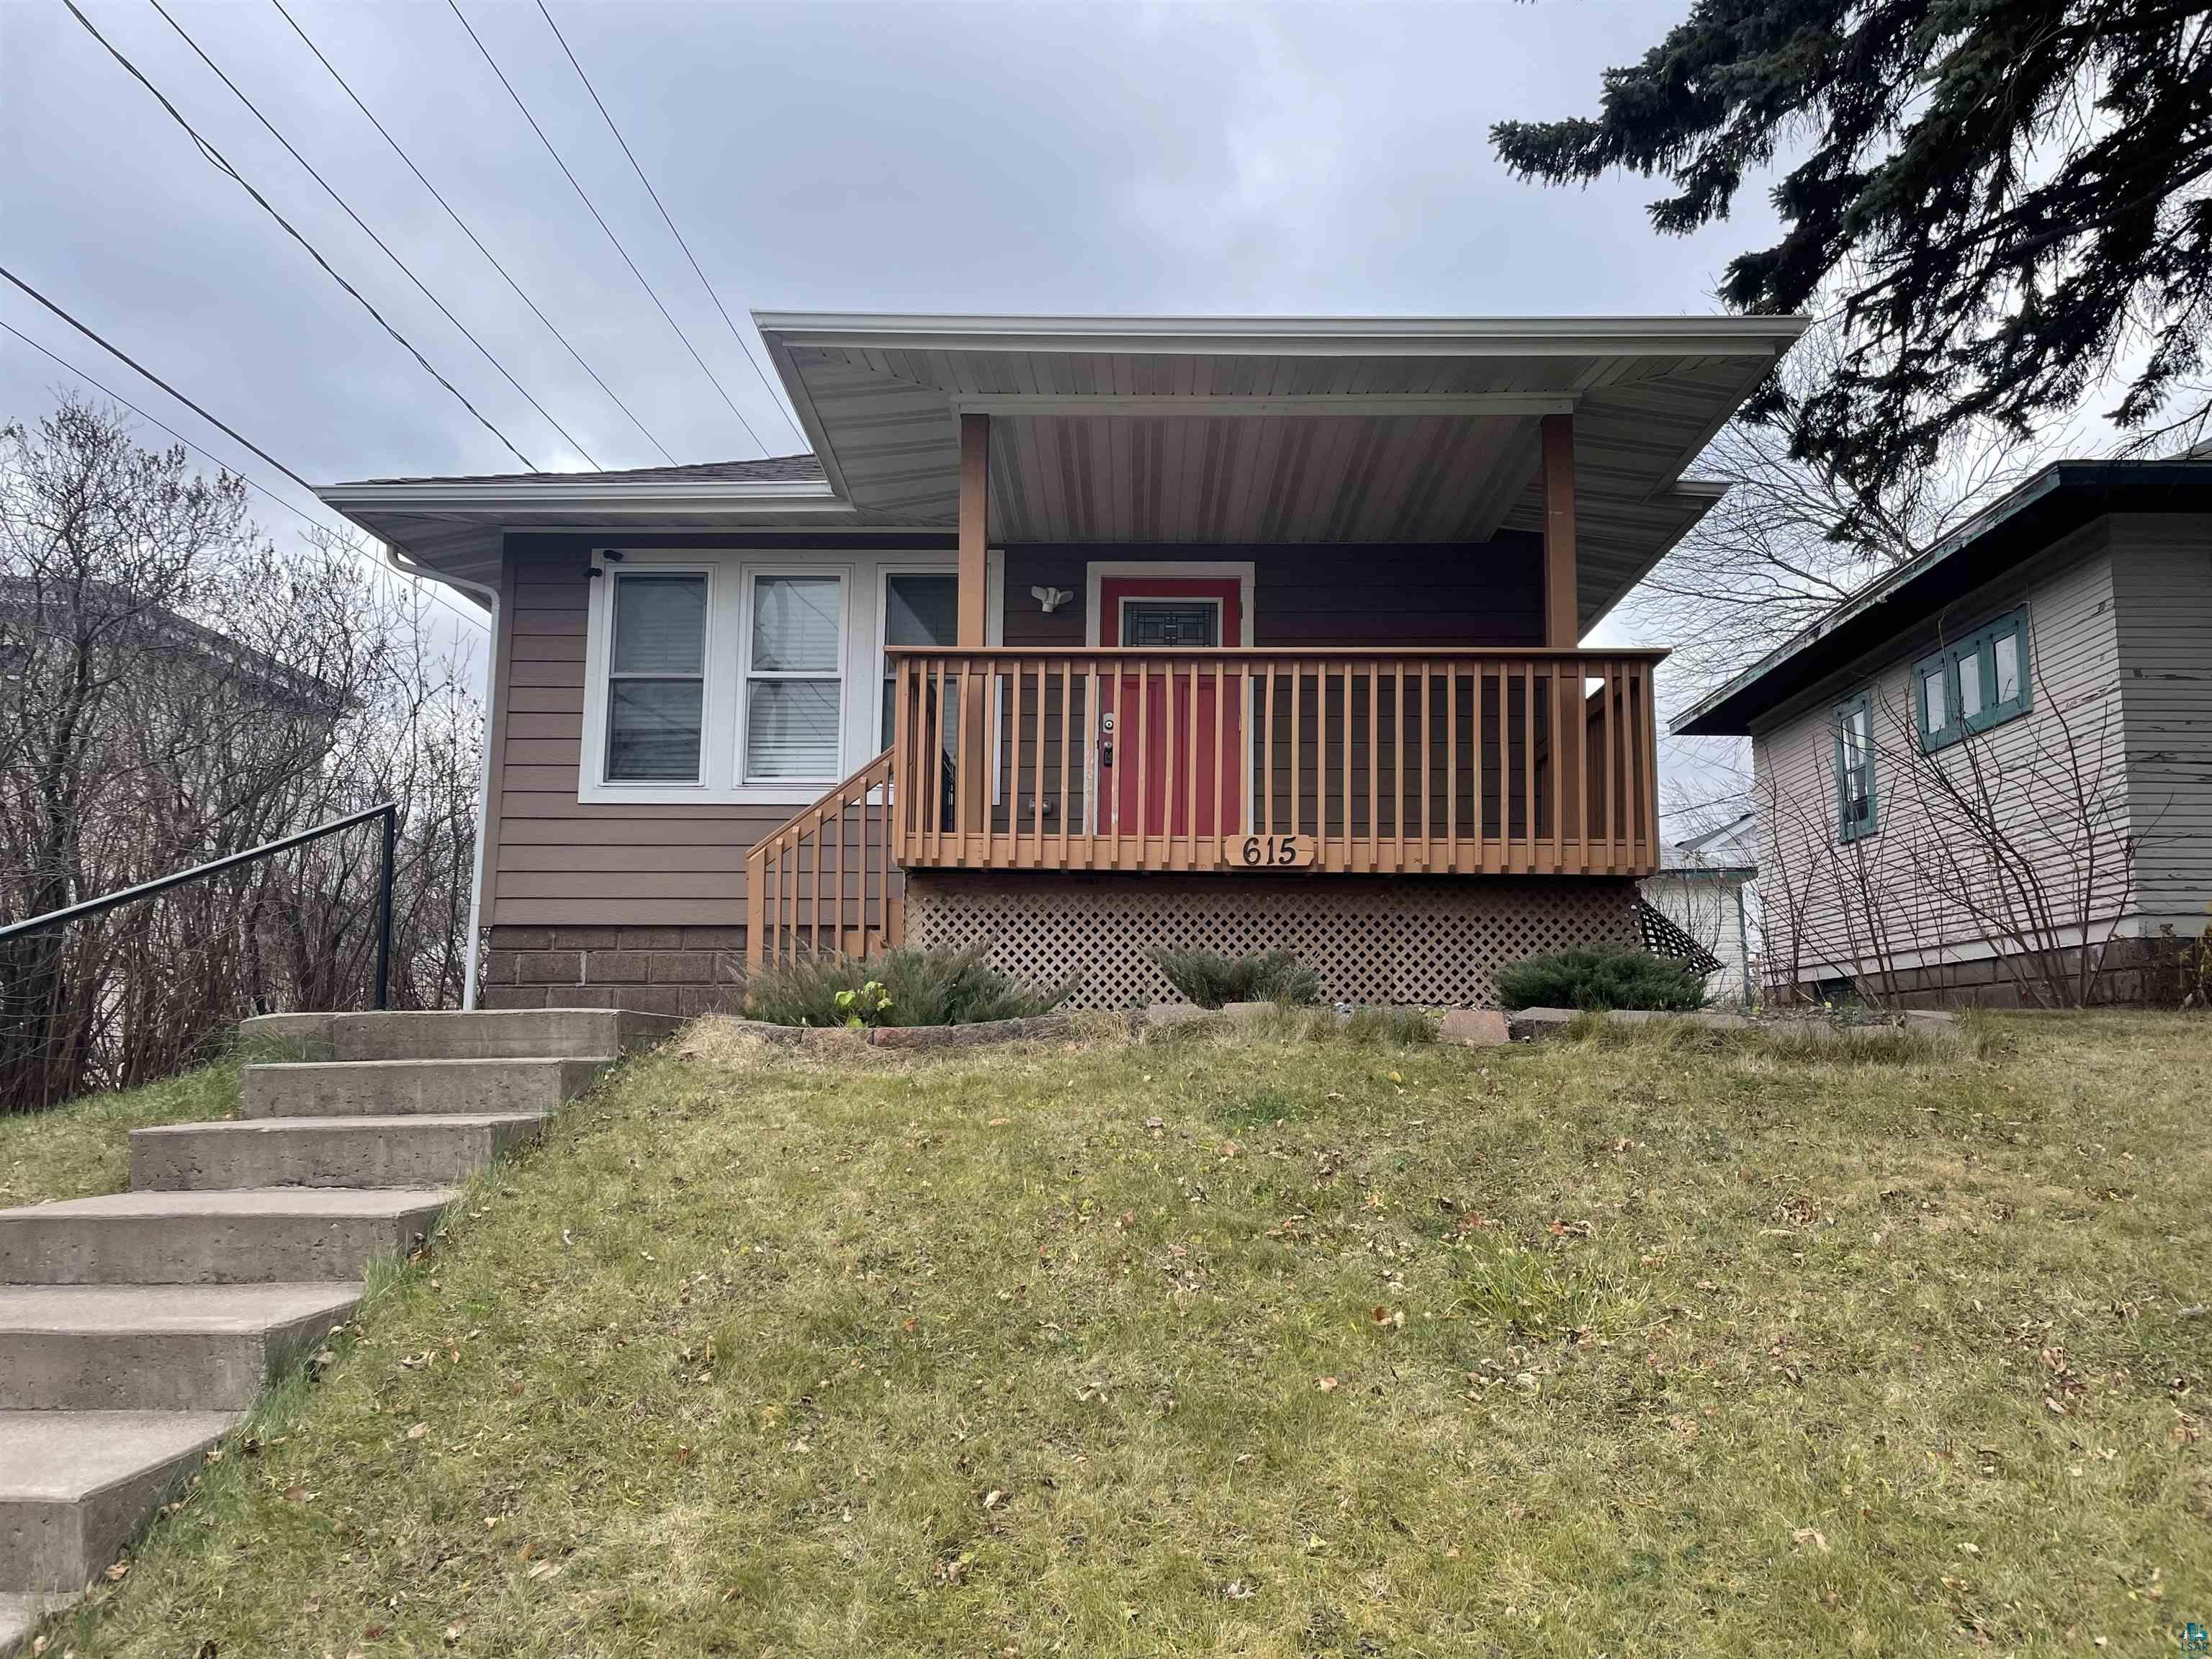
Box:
1833;690;1878;843
604;572;707;782
1915;606;2031;751
879;572;960;747
742;572;845;783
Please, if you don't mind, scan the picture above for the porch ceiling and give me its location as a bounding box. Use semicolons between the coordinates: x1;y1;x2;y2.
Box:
756;315;1807;630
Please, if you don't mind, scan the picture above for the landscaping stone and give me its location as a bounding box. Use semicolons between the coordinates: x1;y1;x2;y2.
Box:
1506;1007;1582;1040
1901;1009;1959;1030
1219;1001;1287;1026
1439;1009;1509;1047
867;1014;1077;1051
1141;1003;1218;1035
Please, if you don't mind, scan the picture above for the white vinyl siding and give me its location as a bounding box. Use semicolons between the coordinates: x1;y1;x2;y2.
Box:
1753;520;2134;990
2109;516;2212;927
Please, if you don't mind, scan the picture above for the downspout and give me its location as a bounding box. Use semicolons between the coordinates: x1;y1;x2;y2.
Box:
381;541;500;1011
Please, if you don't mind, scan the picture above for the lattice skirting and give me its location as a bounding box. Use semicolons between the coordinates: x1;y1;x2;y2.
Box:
904;873;1639;1010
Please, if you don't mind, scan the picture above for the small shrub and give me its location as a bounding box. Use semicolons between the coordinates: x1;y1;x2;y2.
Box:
1151;947;1321;1009
745;945;1071;1028
1496;946;1708;1012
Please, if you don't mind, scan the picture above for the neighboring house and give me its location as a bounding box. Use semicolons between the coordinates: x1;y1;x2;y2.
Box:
1676;461;2212;1008
321;310;1809;1011
1640;813;1758;1004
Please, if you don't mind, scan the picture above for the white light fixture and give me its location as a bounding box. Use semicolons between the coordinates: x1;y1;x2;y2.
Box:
1031;585;1074;614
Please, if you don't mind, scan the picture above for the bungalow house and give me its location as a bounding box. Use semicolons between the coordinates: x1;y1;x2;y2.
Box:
320;312;1810;1012
1674;460;2212;1008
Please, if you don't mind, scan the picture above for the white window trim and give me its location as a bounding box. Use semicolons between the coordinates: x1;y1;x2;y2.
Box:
579;546;1000;806
1082;559;1256;646
873;558;997;752
582;558;719;797
737;564;851;789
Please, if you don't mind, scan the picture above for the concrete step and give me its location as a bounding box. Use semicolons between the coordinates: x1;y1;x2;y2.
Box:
241;1008;680;1064
242;1056;608;1120
0;1284;362;1411
0;1410;238;1592
0;1190;452;1285
131;1112;544;1192
1;1590;78;1656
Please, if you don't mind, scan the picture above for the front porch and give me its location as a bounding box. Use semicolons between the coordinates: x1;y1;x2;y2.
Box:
745;403;1662;977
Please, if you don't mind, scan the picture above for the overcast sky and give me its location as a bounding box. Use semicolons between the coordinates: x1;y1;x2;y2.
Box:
2;0;1773;796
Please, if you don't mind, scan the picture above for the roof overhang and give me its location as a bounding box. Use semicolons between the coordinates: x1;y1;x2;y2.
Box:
1673;459;2212;737
323;310;1810;630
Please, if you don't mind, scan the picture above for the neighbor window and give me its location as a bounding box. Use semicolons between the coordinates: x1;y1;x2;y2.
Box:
1833;690;1878;843
743;573;845;782
1914;606;2032;751
604;572;706;781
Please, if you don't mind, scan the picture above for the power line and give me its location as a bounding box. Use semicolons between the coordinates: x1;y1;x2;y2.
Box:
145;0;601;468
266;0;679;467
0;276;485;633
60;0;540;472
533;0;805;449
0;317;487;634
446;0;769;455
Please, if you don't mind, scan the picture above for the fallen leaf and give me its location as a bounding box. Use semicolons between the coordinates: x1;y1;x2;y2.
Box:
981;1488;1005;1509
282;1485;309;1504
104;1560;130;1581
407;1421;429;1440
1316;1375;1339;1393
1792;1527;1830;1553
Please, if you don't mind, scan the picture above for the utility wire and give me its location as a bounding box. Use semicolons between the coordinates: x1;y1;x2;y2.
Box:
446;0;768;455
61;0;540;472
1;316;487;633
267;0;679;467
144;0;599;467
533;0;805;449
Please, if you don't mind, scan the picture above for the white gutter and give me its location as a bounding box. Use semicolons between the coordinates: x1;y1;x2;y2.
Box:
380;539;500;1012
752;310;1815;359
323;478;848;516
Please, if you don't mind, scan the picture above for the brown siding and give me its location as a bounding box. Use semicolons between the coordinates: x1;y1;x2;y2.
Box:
487;530;1550;931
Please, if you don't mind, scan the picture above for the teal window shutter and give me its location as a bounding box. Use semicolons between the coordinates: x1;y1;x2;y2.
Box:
1833;691;1879;843
1917;606;2032;751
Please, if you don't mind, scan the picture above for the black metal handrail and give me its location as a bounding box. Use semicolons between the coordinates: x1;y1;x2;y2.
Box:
0;801;398;1008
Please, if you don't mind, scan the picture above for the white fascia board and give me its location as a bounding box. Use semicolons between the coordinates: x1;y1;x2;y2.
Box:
752;310;1814;360
317;480;852;516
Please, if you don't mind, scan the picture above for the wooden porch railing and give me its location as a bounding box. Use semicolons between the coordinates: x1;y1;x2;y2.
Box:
886;647;1663;877
744;747;902;971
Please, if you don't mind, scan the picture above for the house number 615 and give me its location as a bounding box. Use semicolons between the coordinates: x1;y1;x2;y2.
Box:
1223;832;1312;868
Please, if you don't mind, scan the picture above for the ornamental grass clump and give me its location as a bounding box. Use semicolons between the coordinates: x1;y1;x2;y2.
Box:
1495;945;1708;1012
1150;947;1322;1009
745;945;1071;1028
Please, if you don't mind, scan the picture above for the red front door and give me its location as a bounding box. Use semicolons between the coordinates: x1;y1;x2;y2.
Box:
1097;577;1244;839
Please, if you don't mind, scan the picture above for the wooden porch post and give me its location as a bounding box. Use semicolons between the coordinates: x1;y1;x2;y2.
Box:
1541;413;1585;858
956;414;991;840
1541;412;1576;648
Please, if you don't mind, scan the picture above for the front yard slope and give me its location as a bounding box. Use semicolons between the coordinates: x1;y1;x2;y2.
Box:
48;1014;2212;1657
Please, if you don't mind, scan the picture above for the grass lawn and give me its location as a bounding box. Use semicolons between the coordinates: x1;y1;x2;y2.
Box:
40;1012;2212;1657
0;1058;240;1207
